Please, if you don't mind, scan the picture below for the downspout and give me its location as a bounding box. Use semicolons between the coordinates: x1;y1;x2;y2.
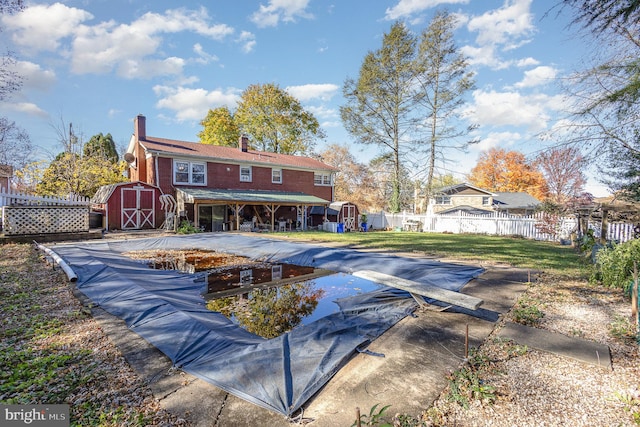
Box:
154;155;160;187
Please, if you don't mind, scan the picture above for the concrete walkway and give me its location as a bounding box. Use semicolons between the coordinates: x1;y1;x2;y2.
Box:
498;322;612;369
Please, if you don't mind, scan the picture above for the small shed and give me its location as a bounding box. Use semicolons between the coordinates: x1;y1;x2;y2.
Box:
329;201;360;231
92;181;164;231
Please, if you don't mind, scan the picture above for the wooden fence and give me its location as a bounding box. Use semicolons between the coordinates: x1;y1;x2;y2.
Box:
1;188;91;235
366;211;637;243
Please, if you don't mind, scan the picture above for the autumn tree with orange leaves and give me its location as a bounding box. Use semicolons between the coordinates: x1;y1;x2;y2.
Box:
468;148;549;201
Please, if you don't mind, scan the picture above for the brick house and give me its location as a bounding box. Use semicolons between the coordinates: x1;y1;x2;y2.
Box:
125;115;337;231
430;183;540;216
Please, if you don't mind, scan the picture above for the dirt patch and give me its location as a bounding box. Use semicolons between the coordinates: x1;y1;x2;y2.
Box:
123;249;256;271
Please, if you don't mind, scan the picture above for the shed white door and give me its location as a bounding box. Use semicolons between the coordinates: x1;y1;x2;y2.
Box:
343;205;357;231
121;186;155;229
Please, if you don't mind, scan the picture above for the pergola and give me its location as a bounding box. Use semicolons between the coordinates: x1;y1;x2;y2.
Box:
176;188;331;232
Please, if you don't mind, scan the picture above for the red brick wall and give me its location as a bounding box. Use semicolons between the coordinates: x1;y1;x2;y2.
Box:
155;157;333;200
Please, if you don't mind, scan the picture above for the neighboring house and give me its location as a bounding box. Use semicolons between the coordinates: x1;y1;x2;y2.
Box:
0;164;13;191
429;183;540;216
125;115;337;232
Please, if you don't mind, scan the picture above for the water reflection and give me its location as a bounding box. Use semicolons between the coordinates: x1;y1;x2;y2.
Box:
207;282;325;338
123;248;383;339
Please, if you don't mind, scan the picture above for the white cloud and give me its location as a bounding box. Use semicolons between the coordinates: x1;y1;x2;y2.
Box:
286;84;339;101
237;31;257;53
514;66;558;88
307;105;337;120
153;85;241;122
5;4;235;80
0;101;49;118
462;0;536;70
463;89;562;132
473;131;522;152
2;3;93;52
516;57;540;67
250;0;313;28
193;44;219;65
384;0;469;20
13;61;56;91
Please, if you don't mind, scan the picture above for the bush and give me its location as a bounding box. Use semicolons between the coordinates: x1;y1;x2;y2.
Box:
595;239;640;291
176;220;200;234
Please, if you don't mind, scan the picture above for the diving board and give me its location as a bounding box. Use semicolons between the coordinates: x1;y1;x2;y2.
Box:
353;270;484;311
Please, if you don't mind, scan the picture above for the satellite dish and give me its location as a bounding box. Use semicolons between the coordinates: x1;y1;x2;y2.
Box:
124;152;136;163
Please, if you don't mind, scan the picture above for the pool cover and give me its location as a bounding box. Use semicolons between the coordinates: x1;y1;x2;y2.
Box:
47;233;483;417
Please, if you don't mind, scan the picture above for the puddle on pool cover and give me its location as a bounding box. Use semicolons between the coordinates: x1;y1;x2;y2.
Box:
124;249;383;338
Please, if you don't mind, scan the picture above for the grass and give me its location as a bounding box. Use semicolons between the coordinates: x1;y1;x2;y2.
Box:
280;230;587;277
0;243;177;426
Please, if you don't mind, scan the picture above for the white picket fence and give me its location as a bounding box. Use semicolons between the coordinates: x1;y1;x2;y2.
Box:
365;211;637;243
0;187;91;207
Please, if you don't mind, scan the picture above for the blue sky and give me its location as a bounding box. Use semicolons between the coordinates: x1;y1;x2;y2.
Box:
0;0;608;195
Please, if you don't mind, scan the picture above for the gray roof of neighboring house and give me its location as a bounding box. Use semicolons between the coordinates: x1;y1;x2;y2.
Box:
437;205;494;215
492;192;540;209
434;183;493;195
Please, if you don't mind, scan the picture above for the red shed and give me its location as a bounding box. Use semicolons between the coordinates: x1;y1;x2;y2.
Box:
91;181;164;231
329;201;360;231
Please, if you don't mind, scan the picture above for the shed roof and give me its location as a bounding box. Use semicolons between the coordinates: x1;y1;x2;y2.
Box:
91;181;161;204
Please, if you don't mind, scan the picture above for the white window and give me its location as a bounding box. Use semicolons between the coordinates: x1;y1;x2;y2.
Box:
314;173;332;186
240;166;252;182
173;160;206;185
482;196;491;206
435;195;451;205
272;168;282;184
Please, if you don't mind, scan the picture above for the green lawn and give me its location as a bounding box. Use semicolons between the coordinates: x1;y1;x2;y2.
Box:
280;230;587;277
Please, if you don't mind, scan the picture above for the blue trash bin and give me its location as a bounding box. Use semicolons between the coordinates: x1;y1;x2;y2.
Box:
337;223;344;233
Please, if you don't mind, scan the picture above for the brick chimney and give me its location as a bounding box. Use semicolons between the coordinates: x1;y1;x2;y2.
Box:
134;114;146;140
240;134;249;152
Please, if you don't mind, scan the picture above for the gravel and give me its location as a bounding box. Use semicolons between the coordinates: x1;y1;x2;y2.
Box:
424;273;640;427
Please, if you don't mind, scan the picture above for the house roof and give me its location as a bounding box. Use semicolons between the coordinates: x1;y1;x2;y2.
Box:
437;205;495;215
177;188;330;205
133;136;337;172
492;192;540;209
0;164;13;178
434;183;494;196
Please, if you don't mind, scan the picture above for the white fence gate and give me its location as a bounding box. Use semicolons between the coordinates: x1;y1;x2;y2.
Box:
365;211;637;243
1;188;91;235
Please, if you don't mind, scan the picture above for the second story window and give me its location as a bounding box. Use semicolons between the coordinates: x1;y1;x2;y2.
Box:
435;195;451;205
174;160;206;185
240;166;252;182
314;173;332;186
272;168;282;184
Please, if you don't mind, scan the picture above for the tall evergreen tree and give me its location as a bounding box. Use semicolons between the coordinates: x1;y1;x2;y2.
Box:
414;10;475;200
340;22;420;212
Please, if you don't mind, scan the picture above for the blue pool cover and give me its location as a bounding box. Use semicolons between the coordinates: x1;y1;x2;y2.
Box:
47;233;483;417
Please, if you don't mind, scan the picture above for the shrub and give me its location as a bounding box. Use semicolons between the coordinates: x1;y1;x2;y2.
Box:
595;239;640;291
177;220;201;234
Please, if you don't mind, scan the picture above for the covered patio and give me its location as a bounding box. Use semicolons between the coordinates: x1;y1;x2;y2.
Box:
176;188;331;232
